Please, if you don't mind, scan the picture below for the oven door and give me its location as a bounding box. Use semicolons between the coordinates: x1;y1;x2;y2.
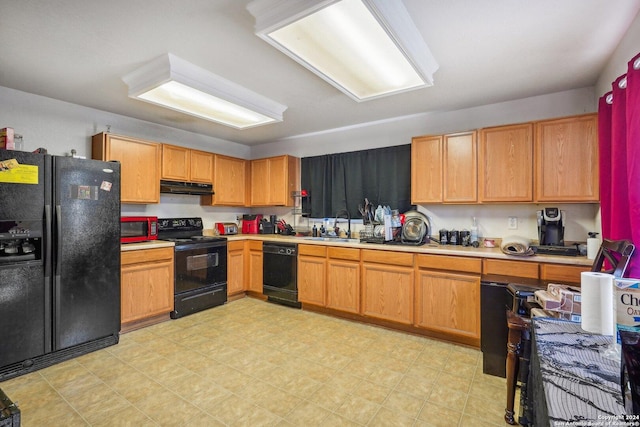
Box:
174;242;227;294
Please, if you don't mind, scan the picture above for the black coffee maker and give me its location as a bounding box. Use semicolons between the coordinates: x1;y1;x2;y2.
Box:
537;207;565;246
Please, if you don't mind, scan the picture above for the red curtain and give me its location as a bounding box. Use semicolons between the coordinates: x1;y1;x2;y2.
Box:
598;52;640;277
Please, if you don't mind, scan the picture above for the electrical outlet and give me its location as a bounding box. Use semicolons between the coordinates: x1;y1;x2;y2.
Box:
508;216;518;230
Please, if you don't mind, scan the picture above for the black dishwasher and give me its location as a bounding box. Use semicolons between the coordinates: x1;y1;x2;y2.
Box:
263;242;300;308
480;275;544;377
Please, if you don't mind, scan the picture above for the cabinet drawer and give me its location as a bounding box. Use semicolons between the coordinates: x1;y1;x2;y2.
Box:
416;254;481;273
122;247;173;265
328;247;360;261
247;240;263;251
540;264;588;284
228;240;245;251
299;244;327;257
483;259;539;279
362;249;413;267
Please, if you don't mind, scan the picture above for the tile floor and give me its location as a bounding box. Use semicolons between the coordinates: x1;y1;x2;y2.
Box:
1;297;517;426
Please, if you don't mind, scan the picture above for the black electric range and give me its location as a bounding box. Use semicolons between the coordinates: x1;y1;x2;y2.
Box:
158;218;228;318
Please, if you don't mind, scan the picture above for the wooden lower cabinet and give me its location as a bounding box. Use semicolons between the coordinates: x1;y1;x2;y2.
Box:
362;263;414;324
298;245;327;306
326;247;360;314
120;247;174;327
361;249;414;325
247;241;263;293
227;241;245;296
415;269;481;342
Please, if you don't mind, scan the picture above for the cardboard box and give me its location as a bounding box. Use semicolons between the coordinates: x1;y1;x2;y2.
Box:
615;279;640;329
546;309;582;323
0;127;14;149
535;290;563;311
541;283;582;314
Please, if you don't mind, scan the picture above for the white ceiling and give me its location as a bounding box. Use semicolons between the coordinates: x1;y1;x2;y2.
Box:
1;0;639;146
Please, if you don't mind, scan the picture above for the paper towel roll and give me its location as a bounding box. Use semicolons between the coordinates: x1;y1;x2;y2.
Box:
581;272;615;334
587;238;601;260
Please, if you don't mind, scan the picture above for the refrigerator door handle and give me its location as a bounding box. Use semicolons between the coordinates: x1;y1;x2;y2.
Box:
44;204;53;353
54;204;62;347
44;204;52;278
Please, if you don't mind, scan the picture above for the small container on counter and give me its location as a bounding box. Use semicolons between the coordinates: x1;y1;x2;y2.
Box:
439;229;448;245
449;229;459;245
460;230;471;246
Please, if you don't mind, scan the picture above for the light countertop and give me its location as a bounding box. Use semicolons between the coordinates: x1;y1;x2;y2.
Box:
121;240;175;251
223;234;593;266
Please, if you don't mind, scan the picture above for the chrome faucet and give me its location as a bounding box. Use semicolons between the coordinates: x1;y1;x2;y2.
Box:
334;209;351;239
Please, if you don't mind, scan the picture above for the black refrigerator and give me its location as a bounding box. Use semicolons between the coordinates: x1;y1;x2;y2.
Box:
0;149;121;380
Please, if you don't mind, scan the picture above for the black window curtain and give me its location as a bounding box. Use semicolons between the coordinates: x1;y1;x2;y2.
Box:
301;144;411;219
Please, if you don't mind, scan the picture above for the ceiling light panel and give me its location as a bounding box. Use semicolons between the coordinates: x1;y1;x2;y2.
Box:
248;0;439;101
123;54;287;129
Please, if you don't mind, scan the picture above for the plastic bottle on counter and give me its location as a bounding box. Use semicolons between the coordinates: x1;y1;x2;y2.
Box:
470;217;479;247
312;224;318;237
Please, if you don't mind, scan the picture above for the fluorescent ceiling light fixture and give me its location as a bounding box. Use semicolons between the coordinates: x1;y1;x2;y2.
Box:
247;0;439;101
122;53;287;129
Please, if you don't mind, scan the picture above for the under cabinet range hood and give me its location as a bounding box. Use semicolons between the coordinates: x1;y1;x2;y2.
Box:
160;180;214;195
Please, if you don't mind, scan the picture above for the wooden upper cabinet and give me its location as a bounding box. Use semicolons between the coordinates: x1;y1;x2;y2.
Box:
189;149;214;184
535;114;599;202
92;132;161;204
412;132;477;204
479;123;533;202
161;144;213;184
411;135;443;203
250;155;299;206
202;154;247;206
162;144;190;181
250;158;270;206
444;131;477;203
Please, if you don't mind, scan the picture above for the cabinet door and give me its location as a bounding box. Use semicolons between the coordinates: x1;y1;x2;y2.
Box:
227;242;245;296
268;156;288;205
362;263;414;324
120;248;174;324
298;255;326;306
535;114;599;202
92;133;161;204
415;270;480;342
326;259;360;314
250;158;270;206
411;135;443;203
162;144;190;181
268;156;297;206
190;150;214;184
121;260;174;324
214;155;247;206
479;123;533;202
444;132;477;203
247;242;263;293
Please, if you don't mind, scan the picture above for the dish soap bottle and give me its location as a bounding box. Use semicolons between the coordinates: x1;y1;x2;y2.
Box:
470;217;479;247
